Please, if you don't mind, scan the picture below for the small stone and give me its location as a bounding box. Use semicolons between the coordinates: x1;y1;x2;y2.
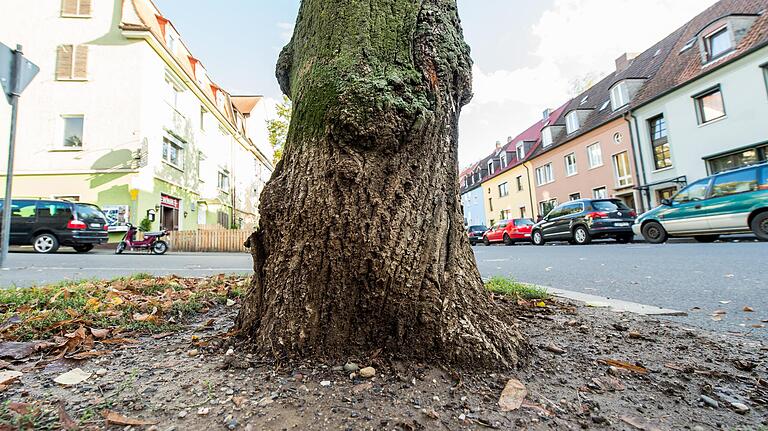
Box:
187;349;199;357
343;362;359;372
730;402;749;414
612;323;629;332
628;331;642;339
320;380;332;387
543;343;565;354
147;426;159;431
257;397;273;407
225;348;234;356
96;369;108;377
178;410;188;418
700;395;719;409
197;407;210;415
227;418;238;429
331;366;344;372
359;367;376;378
458;413;466;421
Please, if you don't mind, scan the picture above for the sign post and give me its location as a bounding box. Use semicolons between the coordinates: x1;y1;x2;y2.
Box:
0;43;39;267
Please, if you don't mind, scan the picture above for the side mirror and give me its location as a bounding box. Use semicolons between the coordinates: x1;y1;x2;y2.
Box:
661;199;673;206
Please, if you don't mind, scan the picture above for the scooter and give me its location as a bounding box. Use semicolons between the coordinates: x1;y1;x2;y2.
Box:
115;224;169;255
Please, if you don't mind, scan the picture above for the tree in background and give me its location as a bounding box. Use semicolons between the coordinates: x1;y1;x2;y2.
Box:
266;95;291;164
236;0;523;368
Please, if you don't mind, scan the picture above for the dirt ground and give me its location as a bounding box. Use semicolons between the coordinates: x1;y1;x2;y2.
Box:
1;289;766;430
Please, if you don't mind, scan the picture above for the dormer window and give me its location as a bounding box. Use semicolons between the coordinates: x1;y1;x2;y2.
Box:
610;81;629;111
165;28;179;54
488;161;495;175
705;26;732;61
500;153;508;169
516;141;525;159
542;127;553;147
565;112;580;134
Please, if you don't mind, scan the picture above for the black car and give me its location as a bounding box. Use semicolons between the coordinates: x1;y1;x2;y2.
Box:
466;224;488;246
531;199;636;246
0;199;109;253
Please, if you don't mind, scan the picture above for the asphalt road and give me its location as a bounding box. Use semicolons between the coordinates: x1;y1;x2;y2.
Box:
1;239;766;337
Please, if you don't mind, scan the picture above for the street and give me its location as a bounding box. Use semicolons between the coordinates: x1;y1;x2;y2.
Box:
1;240;766;337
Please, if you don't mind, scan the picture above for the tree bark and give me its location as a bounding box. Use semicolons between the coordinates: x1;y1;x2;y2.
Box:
236;0;523;368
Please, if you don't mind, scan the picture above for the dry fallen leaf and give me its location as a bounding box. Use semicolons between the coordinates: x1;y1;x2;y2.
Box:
743;306;754;312
498;378;527;411
58;402;79;430
0;370;23;385
90;328;110;339
8;402;31;415
102;409;159;426
598;359;648;374
54;368;91;386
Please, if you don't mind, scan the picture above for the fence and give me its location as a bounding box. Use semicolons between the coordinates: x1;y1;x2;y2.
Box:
167;228;252;252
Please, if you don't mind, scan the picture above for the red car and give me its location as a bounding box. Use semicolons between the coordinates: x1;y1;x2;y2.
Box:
483;219;535;245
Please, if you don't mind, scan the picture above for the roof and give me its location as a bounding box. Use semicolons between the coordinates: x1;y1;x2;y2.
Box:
632;0;768;107
535;24;689;158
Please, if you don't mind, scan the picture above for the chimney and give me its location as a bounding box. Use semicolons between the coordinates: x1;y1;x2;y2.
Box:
495;140;502;150
615;52;639;72
507;136;513;144
542;108;551;120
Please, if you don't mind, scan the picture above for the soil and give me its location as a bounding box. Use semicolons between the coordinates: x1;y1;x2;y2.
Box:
1;288;766;430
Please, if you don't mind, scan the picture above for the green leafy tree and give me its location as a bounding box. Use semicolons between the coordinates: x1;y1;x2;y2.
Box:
267;95;292;164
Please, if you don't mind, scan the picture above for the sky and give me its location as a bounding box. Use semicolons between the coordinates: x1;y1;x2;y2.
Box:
156;0;717;167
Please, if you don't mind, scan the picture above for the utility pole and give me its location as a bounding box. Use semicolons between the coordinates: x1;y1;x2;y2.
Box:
0;43;39;267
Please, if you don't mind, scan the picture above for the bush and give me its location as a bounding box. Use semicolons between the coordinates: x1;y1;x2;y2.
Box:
139;218;152;232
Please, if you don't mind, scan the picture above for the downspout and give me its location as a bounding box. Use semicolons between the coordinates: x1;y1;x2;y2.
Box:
628;113;651;211
523;163;536;218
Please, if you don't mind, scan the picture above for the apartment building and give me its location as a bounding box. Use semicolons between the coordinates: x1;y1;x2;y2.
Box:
0;0;273;239
629;0;768;207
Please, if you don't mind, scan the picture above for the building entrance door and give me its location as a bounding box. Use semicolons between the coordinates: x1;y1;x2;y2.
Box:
160;194;180;231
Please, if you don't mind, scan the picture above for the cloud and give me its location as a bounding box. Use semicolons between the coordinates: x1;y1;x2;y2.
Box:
458;0;717;166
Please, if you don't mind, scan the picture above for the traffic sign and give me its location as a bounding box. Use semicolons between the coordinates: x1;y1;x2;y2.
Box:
0;42;39;104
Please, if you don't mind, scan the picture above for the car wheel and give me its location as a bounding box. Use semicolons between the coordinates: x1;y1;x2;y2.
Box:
642;221;668;244
483;237;490;246
503;233;514;246
616;234;633;244
152;240;169;255
115;241;126;254
750;212;768;241
73;244;94;253
694;235;720;243
532;230;545;246
573;226;592;245
33;233;59;254
469;240;477;246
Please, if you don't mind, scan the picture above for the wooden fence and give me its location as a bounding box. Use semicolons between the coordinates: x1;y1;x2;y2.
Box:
167;229;252;252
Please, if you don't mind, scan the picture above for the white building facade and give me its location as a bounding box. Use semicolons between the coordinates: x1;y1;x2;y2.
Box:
0;0;273;239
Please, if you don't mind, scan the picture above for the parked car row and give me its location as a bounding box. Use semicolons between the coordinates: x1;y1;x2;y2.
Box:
466;162;768;246
0;198;109;253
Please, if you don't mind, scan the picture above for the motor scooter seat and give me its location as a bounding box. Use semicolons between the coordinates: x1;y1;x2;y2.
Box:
144;231;165;236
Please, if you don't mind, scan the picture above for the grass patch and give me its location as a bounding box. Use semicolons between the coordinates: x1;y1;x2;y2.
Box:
485;276;549;300
0;274;247;341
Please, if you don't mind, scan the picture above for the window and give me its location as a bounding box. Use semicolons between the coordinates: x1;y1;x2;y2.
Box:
218;171;230;192
648;115;671;170
37;202;73;222
542;127;553;147
763;64;768;96
516;141;525;159
197;151;205;182
673;179;710;203
165;29;179;54
487;161;495;175
613;152;633;187
593;187;608;199
539;199;558;217
695;87;726;124
10;201;37;219
587;143;603;168
710;170;758;198
610;81;629;110
564;153;577;176
498;182;509;197
708;149;761;174
200;106;207;131
516;175;524;192
535;163;554;186
165;74;183;109
61;0;92;17
656;187;678;202
613;132;624;145
566;112;580;134
500;153;508;169
62;116;84;148
162;137;183;168
520;207;527;218
55;45;88;80
569;193;581;201
705;27;732;61
488;198;494;212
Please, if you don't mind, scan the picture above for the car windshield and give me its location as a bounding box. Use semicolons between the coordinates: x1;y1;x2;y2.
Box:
592;200;629;211
469;225;487;232
75;204;106;221
514;219;534;227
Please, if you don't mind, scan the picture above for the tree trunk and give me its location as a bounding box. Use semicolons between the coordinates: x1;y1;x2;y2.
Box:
236;0;523;368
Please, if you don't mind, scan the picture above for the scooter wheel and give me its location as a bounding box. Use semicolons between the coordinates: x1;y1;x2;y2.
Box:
152;240;169;255
115;242;126;254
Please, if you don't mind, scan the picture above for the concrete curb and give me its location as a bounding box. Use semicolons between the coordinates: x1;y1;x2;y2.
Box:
545;286;688;317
